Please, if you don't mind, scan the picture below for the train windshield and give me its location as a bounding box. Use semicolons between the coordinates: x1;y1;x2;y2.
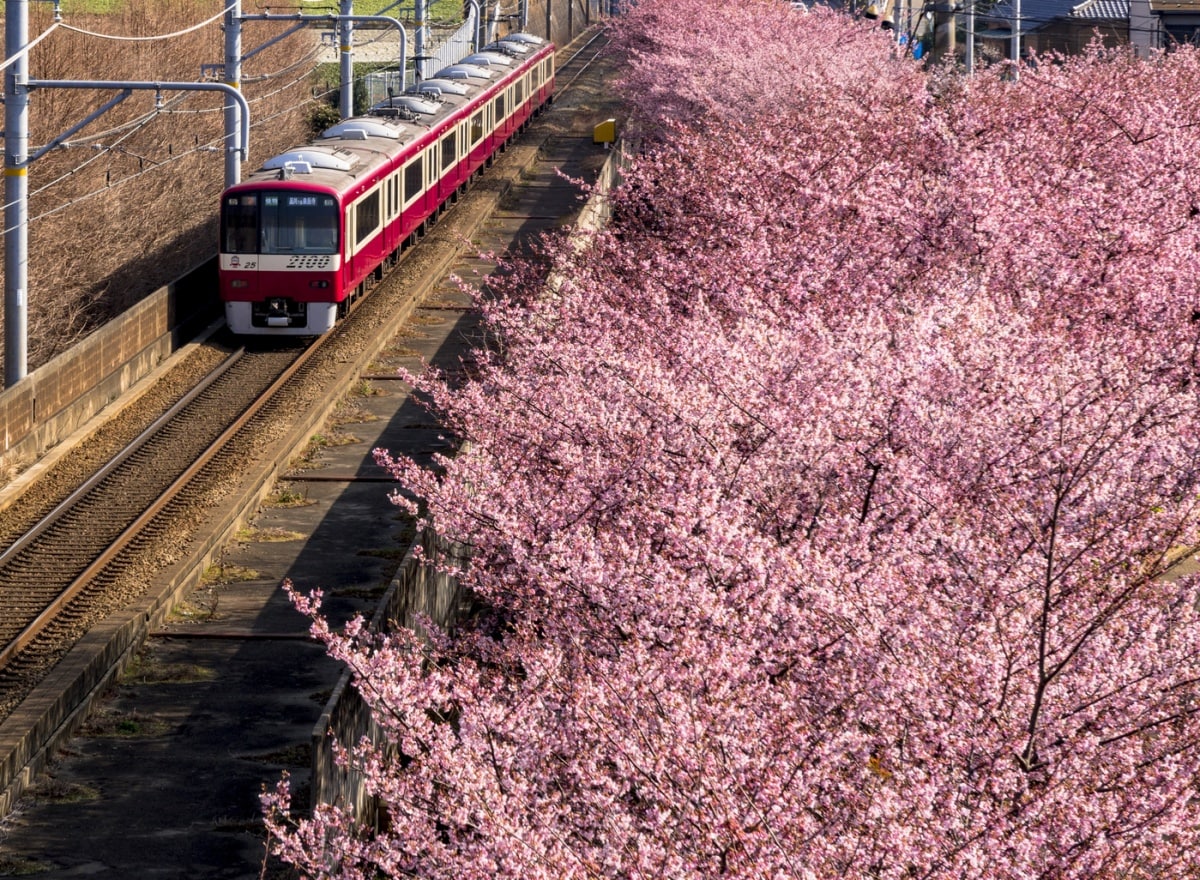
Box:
222;190;339;255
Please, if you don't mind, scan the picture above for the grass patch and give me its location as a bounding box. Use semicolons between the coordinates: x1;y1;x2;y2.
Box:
265;484;312;507
245;743;312;768
237;527;306;543
60;0;125;12
0;854;53;874
381;344;421;359
168;597;217;623
211;815;264;834
80;711;171;739
423;299;473;311
338;0;462;19
30;777;100;804
352;379;384;397
121;653;216;685
291;432;352;468
202;564;260;585
331;401;376;427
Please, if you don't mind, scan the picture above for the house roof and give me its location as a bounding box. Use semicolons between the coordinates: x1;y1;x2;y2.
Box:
1148;0;1200;11
1073;0;1130;17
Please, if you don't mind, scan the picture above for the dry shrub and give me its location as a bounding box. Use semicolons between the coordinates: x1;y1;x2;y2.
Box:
0;0;317;369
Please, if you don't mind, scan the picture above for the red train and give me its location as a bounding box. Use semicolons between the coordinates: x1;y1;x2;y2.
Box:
219;34;556;335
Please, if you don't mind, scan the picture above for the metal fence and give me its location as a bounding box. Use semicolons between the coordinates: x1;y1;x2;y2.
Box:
364;5;501;105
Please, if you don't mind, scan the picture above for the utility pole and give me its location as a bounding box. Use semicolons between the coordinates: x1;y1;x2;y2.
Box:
965;0;974;72
1010;0;1021;76
4;0;30;386
340;0;354;115
224;0;242;187
417;0;433;80
933;0;956;62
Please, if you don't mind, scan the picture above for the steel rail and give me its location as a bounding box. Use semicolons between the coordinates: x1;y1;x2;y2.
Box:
557;28;607;92
0;343;321;671
0;348;246;570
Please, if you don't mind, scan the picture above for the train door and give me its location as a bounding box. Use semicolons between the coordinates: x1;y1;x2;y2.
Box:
425;143;438;212
401;153;423;241
385;170;401;253
439;127;458;198
459;120;469;185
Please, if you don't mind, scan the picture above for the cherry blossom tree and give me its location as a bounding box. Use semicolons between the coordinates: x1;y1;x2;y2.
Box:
265;2;1200;877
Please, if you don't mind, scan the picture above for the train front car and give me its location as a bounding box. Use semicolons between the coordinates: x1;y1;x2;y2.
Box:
220;147;363;335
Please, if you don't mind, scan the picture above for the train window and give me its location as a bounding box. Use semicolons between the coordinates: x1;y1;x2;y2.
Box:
494;94;506;120
441;130;457;171
470;111;484;145
256;191;338;255
223;194;258;254
403;156;423;206
515;79;523;104
355;190;381;245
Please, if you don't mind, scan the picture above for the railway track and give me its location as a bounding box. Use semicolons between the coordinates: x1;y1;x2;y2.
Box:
555;27;608;90
0;341;315;716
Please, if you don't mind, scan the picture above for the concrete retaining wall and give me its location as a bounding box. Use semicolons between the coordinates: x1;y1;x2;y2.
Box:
527;0;613;46
0;260;219;485
310;528;468;828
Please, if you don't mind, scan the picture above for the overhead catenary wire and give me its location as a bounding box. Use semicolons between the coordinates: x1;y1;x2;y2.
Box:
0;73;328;232
19;99;324;230
33;93;192;152
6;25;387;221
56;3;238;42
24;112;158;205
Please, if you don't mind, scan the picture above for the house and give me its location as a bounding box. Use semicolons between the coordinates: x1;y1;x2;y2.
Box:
1136;0;1200;49
973;0;1200;58
978;0;1130;58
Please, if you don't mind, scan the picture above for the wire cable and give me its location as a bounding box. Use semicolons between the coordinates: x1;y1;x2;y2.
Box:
26;112;156;202
57;2;236;42
9;72;321;225
0;22;61;74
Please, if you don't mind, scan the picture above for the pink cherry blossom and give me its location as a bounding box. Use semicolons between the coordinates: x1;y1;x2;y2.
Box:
265;3;1200;877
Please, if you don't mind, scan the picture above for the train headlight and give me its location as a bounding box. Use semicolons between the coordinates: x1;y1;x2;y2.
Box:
230;279;249;289
309;280;329;289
